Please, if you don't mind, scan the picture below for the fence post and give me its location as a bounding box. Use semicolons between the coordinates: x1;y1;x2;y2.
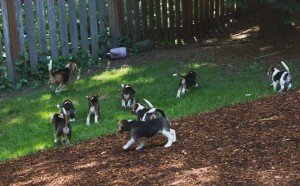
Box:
7;0;19;68
24;0;38;71
182;0;193;43
108;0;123;47
47;0;59;62
1;0;16;82
99;0;108;51
68;0;79;61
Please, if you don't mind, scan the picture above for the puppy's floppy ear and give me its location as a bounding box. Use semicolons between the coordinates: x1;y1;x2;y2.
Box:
51;114;58;124
131;104;137;113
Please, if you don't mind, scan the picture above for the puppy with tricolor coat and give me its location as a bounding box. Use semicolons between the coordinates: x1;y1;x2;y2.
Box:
267;61;292;92
121;84;136;109
173;70;198;98
51;108;72;145
48;60;80;94
86;95;101;125
131;99;166;121
57;100;76;122
117;110;176;150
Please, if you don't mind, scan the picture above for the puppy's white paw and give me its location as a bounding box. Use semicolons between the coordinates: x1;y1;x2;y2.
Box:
164;143;172;148
123;145;129;150
136;146;143;150
172;137;176;142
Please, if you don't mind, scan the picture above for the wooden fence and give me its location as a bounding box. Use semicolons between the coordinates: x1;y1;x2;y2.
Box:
0;0;262;83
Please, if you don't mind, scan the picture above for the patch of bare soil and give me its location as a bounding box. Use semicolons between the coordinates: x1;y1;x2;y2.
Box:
0;89;299;185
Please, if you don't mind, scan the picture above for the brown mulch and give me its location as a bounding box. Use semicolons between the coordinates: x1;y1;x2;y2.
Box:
0;89;299;185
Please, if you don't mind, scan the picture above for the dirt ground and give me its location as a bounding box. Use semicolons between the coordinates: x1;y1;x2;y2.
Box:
0;23;300;185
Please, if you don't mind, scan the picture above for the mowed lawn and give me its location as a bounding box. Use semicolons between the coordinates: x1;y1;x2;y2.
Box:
0;59;294;162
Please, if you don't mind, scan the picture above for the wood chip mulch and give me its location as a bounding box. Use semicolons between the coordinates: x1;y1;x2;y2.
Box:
0;89;299;186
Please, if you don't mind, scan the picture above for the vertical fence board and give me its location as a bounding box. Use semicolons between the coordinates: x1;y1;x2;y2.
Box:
79;0;89;50
89;0;99;58
155;0;161;40
199;0;204;25
134;0;141;41
126;0;133;34
58;0;69;57
175;0;182;40
68;0;79;60
215;0;220;25
182;0;193;43
99;0;107;50
169;0;175;42
14;0;26;79
194;0;199;36
220;0;225;24
47;0;59;62
0;4;2;62
0;0;15;81
209;0;214;24
141;0;148;40
36;0;47;56
7;0;19;66
175;0;181;40
162;0;168;41
24;0;38;71
148;0;155;40
14;0;25;54
109;0;123;47
204;0;209;28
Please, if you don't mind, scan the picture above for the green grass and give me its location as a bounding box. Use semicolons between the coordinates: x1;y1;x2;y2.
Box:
0;59;297;162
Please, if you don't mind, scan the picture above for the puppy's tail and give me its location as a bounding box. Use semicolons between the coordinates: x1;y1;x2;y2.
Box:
48;60;53;72
155;108;167;118
62;108;70;135
144;98;154;108
172;73;184;78
76;66;81;80
281;61;290;74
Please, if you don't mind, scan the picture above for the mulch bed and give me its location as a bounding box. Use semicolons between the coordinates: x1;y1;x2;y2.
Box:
0;89;299;185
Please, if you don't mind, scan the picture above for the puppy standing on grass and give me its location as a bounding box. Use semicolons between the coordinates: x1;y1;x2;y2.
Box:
121;84;136;109
173;70;198;98
57;100;76;122
86;95;100;125
267;61;292;92
51;108;72;145
117;110;176;150
48;60;80;94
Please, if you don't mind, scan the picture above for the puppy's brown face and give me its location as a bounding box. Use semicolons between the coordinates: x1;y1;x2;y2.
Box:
117;120;125;133
116;120;129;136
267;67;275;76
131;104;139;114
66;62;78;74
